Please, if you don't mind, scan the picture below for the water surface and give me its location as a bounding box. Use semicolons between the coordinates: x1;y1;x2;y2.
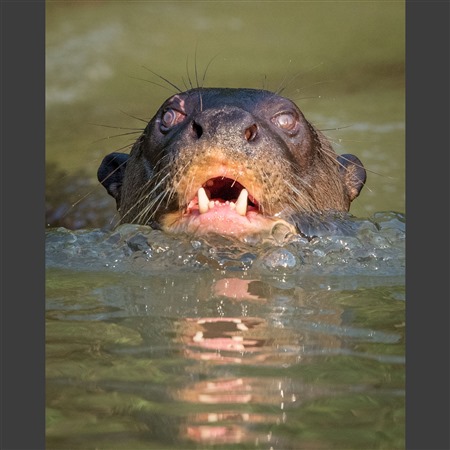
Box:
46;212;405;449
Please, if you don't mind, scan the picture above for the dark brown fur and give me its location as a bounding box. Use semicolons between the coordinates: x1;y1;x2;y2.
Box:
98;88;366;238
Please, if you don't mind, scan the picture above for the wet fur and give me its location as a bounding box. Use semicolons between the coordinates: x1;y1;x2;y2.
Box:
98;86;366;237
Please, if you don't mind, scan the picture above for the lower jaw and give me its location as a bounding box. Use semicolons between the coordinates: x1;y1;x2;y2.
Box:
160;210;296;241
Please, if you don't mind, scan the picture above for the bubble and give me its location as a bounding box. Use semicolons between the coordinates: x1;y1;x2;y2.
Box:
263;248;298;272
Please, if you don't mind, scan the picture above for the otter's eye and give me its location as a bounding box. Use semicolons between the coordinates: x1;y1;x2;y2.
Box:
272;112;299;133
160;108;185;131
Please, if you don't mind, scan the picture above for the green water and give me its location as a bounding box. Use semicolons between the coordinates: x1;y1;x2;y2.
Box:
46;2;405;449
46;244;405;449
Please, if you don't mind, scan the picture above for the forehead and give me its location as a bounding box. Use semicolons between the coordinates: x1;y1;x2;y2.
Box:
162;88;296;112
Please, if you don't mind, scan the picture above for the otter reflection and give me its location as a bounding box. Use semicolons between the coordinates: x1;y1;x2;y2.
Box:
170;277;344;448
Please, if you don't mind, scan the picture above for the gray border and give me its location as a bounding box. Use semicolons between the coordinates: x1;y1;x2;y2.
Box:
0;1;449;449
0;1;46;449
406;1;450;449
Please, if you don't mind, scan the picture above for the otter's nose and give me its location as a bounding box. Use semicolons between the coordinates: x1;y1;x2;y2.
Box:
244;123;258;142
192;120;203;139
190;108;259;143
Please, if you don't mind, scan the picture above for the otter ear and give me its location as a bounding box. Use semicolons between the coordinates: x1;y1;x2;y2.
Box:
97;152;129;205
337;154;366;201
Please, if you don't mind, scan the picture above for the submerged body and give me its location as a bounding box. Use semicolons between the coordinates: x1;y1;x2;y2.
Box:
98;88;366;239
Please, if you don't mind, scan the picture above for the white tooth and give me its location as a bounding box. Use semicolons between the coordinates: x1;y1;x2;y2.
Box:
209;200;215;209
235;189;248;216
198;187;209;214
230;202;236;210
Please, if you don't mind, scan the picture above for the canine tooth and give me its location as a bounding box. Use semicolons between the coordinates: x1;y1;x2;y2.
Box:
198;187;209;214
235;189;248;216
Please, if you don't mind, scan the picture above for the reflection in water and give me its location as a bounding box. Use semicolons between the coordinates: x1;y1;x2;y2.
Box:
46;264;404;449
167;278;344;447
96;278;386;448
176;319;306;446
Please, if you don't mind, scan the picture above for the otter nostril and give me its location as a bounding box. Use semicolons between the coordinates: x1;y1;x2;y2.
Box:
244;124;258;142
192;120;203;139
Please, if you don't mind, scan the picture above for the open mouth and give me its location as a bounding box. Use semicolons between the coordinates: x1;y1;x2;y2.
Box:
186;177;259;217
161;171;295;239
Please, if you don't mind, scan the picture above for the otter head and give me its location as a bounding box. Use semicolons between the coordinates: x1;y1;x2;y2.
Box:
98;88;366;238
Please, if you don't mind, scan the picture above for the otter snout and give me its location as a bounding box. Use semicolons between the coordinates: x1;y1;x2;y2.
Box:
188;107;260;147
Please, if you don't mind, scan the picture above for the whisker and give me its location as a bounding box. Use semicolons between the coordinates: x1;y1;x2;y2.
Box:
127;74;178;94
275;59;293;95
118;109;150;124
88;122;144;131
194;43;199;89
185;54;194;90
198;88;203;112
317;125;353;133
136;191;164;221
201;53;220;88
120;180;153;222
104;142;135;154
261;73;268;90
90;131;142;145
277;62;325;96
97;157;129;186
181;76;190;91
139;188;170;223
335;152;387;179
141;66;183;93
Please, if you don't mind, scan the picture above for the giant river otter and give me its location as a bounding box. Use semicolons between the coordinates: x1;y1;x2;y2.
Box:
97;88;366;239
